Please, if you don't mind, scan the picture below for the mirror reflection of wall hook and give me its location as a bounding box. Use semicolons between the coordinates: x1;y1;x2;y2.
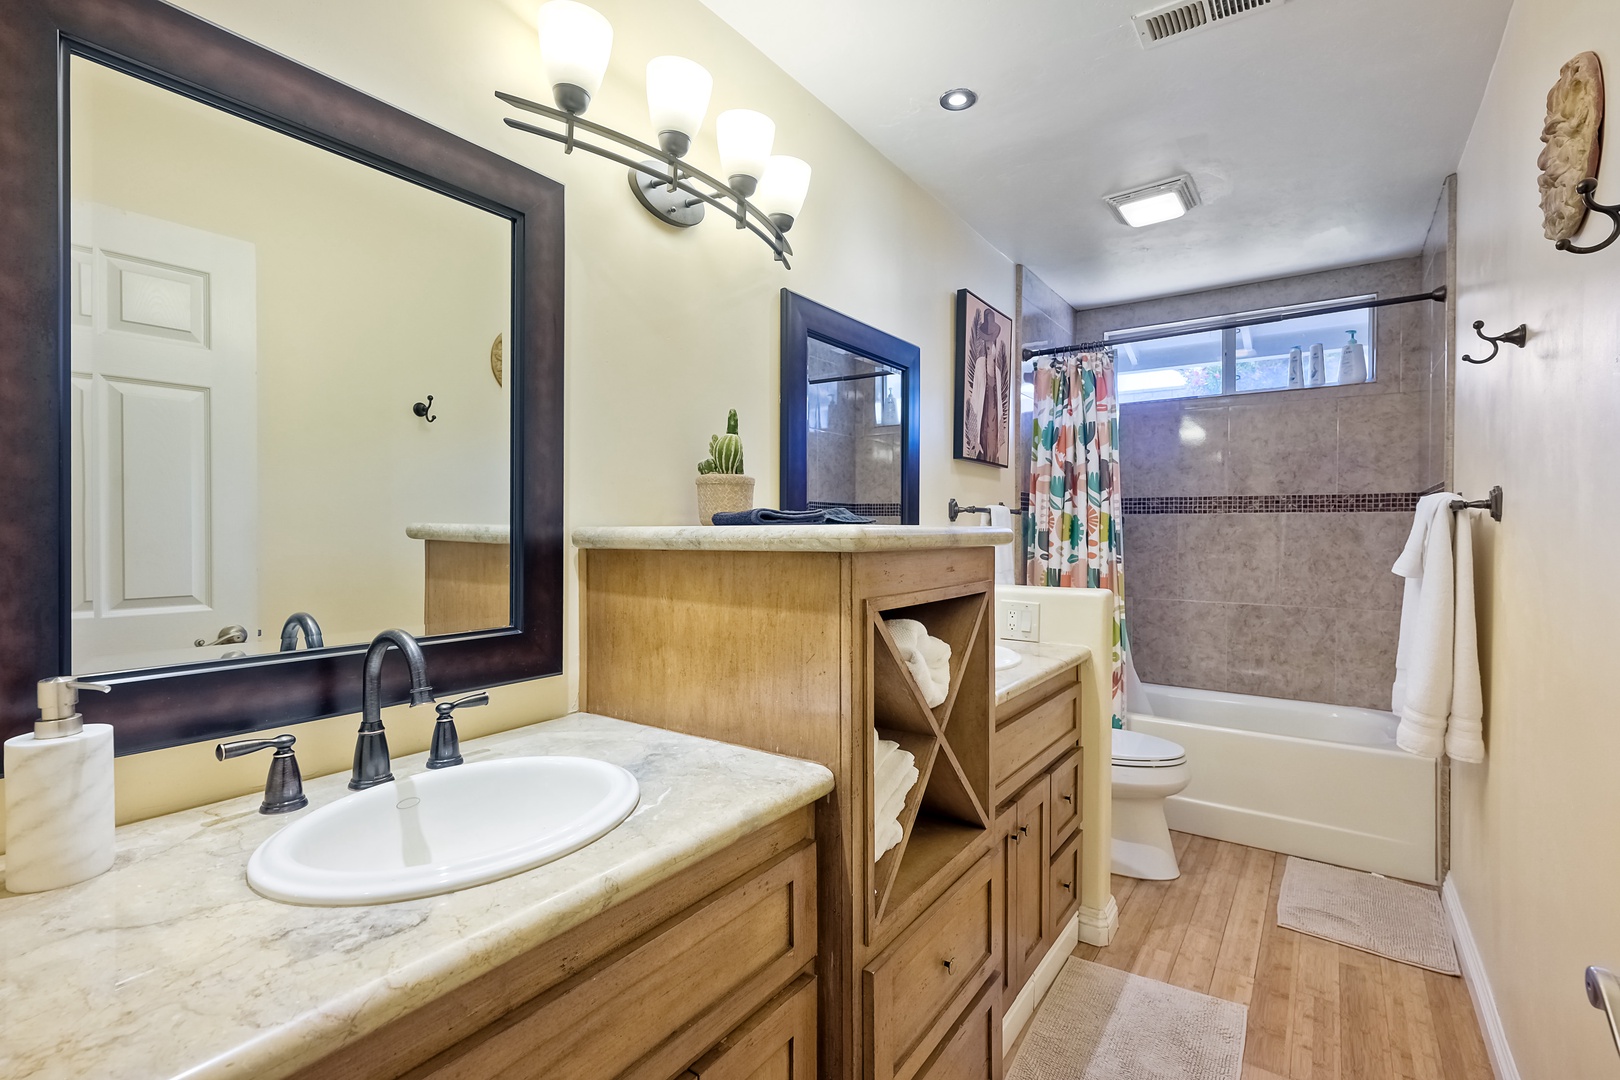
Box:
412;395;437;422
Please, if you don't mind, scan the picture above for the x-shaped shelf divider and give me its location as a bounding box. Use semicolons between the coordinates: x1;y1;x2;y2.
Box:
868;592;993;919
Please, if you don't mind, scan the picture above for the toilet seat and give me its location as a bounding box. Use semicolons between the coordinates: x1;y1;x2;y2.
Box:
1111;728;1186;768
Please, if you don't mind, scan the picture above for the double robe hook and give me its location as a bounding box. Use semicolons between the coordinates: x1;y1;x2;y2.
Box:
1557;179;1620;255
1462;322;1528;365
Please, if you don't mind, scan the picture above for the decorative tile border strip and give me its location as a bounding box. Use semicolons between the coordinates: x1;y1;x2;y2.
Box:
808;500;902;516
1121;492;1424;515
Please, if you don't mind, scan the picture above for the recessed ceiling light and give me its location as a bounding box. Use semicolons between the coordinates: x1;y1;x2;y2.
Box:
939;88;978;111
1104;174;1202;228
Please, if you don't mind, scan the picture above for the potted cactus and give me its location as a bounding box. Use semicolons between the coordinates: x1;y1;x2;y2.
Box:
695;409;755;525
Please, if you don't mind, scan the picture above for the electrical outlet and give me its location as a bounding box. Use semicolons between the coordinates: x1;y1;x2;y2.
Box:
999;601;1040;642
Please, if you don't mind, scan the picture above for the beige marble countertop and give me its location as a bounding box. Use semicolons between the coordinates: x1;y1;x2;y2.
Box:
572;524;1013;552
995;640;1092;706
0;714;832;1080
405;522;510;544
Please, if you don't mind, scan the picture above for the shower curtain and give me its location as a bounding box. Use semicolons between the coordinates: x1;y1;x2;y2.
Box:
1025;348;1128;728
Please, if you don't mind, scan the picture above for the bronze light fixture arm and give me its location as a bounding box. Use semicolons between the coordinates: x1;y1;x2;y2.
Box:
497;91;793;266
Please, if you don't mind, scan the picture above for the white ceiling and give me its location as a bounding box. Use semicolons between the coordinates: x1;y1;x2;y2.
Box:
696;0;1513;309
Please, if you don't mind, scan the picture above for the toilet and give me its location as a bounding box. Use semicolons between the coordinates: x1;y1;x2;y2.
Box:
1110;728;1191;880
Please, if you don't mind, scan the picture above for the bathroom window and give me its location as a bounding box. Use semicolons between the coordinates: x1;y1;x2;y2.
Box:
1111;295;1376;404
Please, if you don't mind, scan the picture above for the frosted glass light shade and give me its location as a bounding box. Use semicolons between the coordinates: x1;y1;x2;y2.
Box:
646;56;712;158
716;109;775;195
1117;191;1187;227
537;1;612;113
755;156;811;230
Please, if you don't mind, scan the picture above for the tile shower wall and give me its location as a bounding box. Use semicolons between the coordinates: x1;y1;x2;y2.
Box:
1077;256;1451;710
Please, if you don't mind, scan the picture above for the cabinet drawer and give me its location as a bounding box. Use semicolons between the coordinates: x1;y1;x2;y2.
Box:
994;686;1079;806
418;845;815;1080
912;975;1002;1080
686;974;816;1080
1048;748;1081;851
864;850;999;1080
1048;832;1081;940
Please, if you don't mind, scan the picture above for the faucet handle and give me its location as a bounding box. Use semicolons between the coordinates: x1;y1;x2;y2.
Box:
427;692;488;770
217;734;308;814
436;692;490;717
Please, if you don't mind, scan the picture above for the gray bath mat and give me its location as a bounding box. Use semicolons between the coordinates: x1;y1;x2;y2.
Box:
1277;857;1459;975
1009;958;1246;1080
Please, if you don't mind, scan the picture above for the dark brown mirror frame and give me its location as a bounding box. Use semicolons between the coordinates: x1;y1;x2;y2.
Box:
0;0;565;771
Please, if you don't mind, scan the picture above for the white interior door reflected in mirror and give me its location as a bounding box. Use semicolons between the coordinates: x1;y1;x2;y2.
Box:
70;204;259;673
66;53;515;677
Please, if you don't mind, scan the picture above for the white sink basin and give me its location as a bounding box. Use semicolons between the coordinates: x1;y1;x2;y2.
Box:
248;756;640;906
995;645;1023;671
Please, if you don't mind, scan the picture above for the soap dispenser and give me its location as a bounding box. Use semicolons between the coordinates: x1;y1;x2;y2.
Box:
1338;329;1368;384
4;677;115;893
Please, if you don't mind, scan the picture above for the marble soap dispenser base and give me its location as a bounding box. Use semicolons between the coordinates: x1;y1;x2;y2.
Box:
4;724;116;893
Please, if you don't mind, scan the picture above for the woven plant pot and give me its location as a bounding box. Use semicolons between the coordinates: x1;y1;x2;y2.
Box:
695;474;755;525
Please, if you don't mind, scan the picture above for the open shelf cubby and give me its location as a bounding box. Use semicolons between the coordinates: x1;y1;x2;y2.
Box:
868;586;993;924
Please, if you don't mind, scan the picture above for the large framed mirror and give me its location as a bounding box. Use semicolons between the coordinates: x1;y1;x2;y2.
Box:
0;0;564;763
779;291;920;525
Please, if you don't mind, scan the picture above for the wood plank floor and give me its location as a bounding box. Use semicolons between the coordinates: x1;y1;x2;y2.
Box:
1070;833;1494;1080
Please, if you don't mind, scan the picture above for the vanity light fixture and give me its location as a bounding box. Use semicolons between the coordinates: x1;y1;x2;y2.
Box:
500;1;807;266
939;88;978;111
1105;174;1201;228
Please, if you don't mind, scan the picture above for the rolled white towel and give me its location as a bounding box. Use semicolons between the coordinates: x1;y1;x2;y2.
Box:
919;635;952;695
877;761;920;823
873;731;900;775
875;816;904;859
885;618;948;706
875;747;917;810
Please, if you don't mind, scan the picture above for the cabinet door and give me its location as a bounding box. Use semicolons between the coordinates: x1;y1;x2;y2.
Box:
1047;748;1081;853
686;974;816;1080
912;976;1003;1080
1048;832;1081;941
1008;777;1050;994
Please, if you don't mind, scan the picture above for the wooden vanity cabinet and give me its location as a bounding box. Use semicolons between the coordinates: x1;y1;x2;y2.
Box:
290;808;817;1080
580;543;1003;1080
993;665;1086;1014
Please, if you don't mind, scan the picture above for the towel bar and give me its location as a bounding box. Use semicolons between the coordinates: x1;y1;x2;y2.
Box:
1451;486;1503;522
948;498;1024;522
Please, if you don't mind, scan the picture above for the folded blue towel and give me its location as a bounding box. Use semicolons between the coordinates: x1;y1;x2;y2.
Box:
711;507;876;526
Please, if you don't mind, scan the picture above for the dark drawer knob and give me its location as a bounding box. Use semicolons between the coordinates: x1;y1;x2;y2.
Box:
943;957;955;973
1060;879;1073;891
1061;793;1073;804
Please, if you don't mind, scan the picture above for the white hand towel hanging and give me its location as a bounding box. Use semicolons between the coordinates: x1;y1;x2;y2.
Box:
1391;492;1483;761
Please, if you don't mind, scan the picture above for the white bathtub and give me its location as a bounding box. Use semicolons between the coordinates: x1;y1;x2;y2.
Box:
1128;683;1439;884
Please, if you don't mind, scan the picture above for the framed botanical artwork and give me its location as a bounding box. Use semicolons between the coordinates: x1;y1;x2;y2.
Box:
953;288;1014;467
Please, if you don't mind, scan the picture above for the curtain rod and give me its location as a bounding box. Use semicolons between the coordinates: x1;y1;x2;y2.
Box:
1021;286;1448;361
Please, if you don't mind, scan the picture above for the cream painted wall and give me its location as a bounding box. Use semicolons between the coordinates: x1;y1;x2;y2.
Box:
0;0;1015;848
71;57;512;656
1452;1;1620;1074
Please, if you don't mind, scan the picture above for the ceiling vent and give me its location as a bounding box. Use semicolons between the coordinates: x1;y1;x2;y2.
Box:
1132;0;1290;49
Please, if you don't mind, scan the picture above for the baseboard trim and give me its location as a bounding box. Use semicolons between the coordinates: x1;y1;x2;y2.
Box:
1442;877;1519;1080
1077;896;1118;946
1003;913;1080;1048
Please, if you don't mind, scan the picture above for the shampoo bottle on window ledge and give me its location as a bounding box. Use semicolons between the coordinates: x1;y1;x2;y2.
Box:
1288;346;1304;389
1307;344;1326;386
1338;330;1368;385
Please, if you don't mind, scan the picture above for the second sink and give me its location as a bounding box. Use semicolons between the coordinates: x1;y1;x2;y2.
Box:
248;756;640;905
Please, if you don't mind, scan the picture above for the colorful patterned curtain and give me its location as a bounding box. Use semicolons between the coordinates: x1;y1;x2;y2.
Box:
1025;349;1128;728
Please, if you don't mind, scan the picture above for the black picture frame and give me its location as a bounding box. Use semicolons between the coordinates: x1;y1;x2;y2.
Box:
779;290;920;525
0;0;565;768
953;288;1014;468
